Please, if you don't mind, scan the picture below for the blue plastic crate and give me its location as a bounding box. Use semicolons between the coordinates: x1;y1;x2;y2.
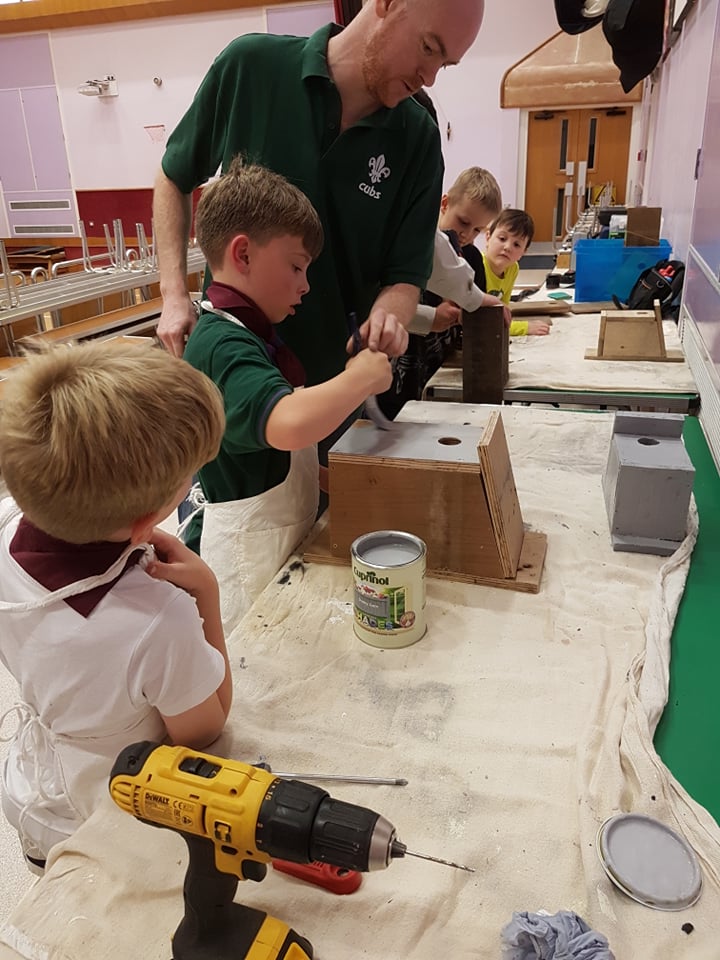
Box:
574;239;672;303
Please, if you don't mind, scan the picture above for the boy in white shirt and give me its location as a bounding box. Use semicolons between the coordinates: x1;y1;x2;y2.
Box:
0;341;231;871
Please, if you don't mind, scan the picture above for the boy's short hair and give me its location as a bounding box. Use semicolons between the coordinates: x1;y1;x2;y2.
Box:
0;341;225;544
196;157;324;270
488;209;535;247
446;167;502;214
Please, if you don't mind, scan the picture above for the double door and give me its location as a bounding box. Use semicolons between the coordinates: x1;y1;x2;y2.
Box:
525;107;633;242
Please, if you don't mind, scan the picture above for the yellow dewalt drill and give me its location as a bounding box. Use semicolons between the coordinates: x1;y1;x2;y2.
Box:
109;741;408;960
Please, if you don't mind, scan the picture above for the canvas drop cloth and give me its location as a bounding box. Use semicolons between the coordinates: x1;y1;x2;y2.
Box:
1;404;718;960
426;315;697;396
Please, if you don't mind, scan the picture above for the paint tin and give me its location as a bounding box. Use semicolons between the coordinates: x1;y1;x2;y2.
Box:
351;531;426;648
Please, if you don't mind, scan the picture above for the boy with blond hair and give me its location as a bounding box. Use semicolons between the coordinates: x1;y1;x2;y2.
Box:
380;166;505;417
481;209;551;338
182;158;391;626
0;341;231;870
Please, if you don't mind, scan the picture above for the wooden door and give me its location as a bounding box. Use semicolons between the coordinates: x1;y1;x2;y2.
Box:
525;107;633;242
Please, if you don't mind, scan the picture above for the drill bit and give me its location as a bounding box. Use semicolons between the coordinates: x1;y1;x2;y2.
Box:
403;850;475;873
391;840;475;873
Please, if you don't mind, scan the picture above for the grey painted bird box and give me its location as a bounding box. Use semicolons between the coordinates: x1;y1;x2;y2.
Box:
602;412;694;556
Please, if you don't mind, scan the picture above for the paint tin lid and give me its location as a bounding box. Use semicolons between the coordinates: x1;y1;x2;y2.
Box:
351;531;426;568
597;813;702;911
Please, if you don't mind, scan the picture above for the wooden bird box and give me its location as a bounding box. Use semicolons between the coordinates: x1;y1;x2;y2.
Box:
585;302;683;362
462;305;508;404
602;412;694;555
305;411;546;593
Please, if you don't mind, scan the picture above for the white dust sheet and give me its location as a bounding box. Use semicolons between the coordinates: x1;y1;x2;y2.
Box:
1;404;718;960
427;315;698;396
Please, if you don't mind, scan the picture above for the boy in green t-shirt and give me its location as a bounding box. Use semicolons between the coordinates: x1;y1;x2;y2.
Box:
183;158;391;629
481;209;551;338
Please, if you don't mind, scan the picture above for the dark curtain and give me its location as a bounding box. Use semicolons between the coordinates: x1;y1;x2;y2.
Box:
333;0;363;26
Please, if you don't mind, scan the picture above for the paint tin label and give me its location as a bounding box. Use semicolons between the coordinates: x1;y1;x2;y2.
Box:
351;531;426;648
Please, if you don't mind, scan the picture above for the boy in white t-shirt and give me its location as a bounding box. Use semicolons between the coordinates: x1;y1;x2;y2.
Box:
0;341;232;871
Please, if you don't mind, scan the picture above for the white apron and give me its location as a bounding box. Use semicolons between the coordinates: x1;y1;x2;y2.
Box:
194;304;319;633
0;499;157;865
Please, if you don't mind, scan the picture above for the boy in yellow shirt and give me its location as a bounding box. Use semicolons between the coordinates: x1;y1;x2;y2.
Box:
480;209;551;338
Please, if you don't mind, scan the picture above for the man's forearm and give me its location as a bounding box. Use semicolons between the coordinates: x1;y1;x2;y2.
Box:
153;170;194;303
372;283;421;329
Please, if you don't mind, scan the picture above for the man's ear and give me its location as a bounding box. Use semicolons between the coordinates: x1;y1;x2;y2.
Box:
374;0;398;19
228;234;251;273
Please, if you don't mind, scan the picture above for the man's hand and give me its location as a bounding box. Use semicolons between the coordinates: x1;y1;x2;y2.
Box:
346;308;409;358
146;527;217;601
157;296;198;357
430;301;461;332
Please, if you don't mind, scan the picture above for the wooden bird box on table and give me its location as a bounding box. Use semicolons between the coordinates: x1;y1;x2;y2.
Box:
585;302;683;362
602;412;694;555
304;411;547;593
462;305;508;404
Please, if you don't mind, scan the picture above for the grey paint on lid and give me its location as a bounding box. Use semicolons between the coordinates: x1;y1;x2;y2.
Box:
598;814;702;911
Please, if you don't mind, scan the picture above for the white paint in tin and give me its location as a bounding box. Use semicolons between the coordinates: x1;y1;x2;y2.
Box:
351;531;427;649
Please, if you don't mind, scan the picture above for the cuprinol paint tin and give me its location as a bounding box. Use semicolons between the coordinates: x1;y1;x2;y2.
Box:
351;531;426;648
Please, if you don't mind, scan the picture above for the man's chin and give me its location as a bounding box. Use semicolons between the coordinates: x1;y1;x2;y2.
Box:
375;81;416;109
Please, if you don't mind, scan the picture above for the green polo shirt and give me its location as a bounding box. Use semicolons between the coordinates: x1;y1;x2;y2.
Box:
182;312;293;553
162;24;443;386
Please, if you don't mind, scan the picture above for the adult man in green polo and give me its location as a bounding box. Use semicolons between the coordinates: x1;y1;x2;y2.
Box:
154;0;485;384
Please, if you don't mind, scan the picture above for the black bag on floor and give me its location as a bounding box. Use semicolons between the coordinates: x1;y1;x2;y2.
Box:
612;259;685;320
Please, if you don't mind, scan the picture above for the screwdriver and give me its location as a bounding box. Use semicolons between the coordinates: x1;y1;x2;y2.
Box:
253;757;407;786
273;771;408;786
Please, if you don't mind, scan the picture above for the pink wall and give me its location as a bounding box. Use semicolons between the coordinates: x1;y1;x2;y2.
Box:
1;0;714;246
431;0;559;203
644;0;719;260
47;0;556;204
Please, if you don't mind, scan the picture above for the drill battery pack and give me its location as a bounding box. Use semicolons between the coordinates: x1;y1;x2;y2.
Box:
173;900;312;960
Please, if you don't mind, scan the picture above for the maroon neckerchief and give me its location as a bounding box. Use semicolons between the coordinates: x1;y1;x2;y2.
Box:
205;282;306;387
9;517;144;618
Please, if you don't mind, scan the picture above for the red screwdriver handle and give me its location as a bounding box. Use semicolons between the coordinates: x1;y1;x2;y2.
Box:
272;859;362;895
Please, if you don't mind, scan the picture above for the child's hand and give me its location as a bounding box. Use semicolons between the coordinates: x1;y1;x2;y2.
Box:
346;348;393;394
482;294;512;328
146;527;217;600
431;301;461;332
528;319;551;336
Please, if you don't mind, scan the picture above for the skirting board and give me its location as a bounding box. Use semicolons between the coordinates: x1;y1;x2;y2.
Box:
304;523;547;594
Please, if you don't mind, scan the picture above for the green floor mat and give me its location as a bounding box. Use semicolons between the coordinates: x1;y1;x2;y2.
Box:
654;417;720;825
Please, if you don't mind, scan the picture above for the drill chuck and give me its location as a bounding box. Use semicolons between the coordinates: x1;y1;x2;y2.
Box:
258;780;397;870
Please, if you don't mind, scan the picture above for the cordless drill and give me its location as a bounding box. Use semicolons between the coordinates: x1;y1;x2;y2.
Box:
109;741;408;960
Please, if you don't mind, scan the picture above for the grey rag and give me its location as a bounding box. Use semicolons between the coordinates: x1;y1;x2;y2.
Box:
501;910;616;960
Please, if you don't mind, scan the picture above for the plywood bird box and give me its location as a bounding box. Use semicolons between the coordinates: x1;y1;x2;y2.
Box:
305;412;546;593
602;412;694;555
585;303;683;362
